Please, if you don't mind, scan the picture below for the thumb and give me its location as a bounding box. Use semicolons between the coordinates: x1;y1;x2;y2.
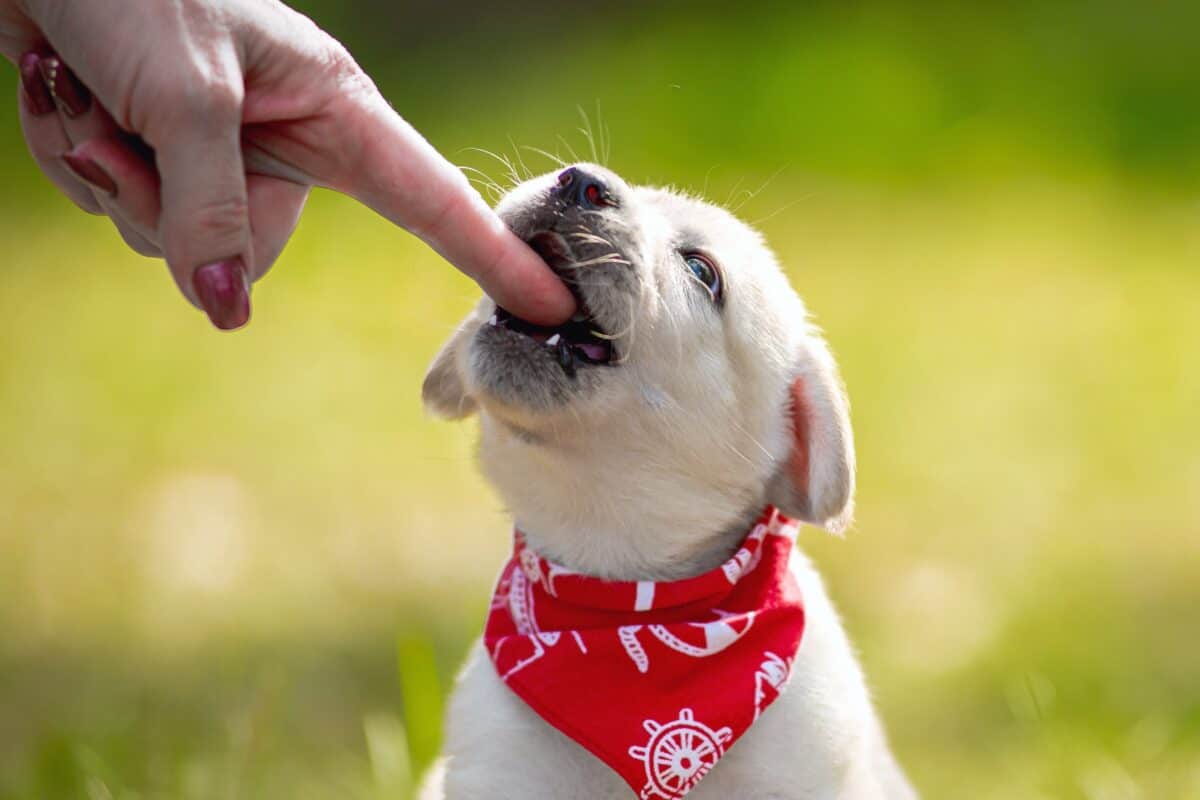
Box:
336;97;576;326
156;95;253;331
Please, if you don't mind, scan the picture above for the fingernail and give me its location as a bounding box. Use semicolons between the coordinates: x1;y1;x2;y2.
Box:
192;259;251;331
60;153;118;197
18;52;55;116
38;55;91;118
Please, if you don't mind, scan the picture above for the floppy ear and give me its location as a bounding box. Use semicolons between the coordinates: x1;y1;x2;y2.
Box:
422;319;478;419
767;341;856;533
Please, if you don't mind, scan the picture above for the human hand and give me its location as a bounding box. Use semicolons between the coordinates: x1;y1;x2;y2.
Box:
1;0;575;329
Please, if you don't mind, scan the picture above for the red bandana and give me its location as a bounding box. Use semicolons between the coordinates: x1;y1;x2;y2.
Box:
484;506;805;799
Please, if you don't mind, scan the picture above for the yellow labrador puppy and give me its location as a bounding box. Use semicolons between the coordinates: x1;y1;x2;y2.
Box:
420;165;915;800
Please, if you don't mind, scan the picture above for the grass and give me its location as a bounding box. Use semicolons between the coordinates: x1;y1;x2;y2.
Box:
1;176;1197;799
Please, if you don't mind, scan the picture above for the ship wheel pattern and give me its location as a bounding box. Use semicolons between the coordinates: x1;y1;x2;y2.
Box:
628;708;733;799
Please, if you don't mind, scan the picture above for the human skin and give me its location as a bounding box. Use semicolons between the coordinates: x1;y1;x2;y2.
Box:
0;0;575;329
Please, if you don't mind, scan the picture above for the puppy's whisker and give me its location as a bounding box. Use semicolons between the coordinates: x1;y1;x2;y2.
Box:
613;317;638;362
522;145;569;169
731;165;788;214
729;419;775;461
611;339;635;365
462;147;524;190
589;320;633;341
569;255;631;268
458;164;502;186
458;165;505;201
643;281;682;364
508;136;534;180
724;440;756;468
556;135;582;164
601;115;612;166
569;233;613;246
701;163;721;199
577;105;599;164
724;175;747;209
750;199;803;227
569;230;619;250
572;225;613;243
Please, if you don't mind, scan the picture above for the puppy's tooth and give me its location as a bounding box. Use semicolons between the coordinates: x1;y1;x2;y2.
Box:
488;314;498;326
546;334;561;347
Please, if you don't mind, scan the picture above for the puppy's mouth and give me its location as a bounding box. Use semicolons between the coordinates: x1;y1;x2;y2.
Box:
486;231;616;373
485;309;614;367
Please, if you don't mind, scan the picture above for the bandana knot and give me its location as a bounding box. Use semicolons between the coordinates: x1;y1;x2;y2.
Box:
484;506;806;799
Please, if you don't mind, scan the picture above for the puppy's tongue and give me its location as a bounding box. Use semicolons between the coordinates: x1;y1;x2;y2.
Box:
574;342;610;361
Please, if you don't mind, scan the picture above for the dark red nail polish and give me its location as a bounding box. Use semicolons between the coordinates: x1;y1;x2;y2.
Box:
37;55;91;118
192;259;251;331
60;153;118;197
18;52;55;116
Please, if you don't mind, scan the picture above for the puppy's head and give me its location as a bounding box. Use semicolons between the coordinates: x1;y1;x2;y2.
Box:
424;164;854;535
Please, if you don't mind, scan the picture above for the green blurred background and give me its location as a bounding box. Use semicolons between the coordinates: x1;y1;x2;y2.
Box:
2;1;1199;797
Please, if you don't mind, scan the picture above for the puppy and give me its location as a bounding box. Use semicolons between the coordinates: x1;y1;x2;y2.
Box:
420;164;915;799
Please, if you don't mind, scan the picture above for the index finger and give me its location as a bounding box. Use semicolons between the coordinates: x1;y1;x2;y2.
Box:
339;99;576;325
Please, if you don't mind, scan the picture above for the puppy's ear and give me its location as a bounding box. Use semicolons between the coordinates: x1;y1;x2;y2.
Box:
422;319;477;419
768;341;855;533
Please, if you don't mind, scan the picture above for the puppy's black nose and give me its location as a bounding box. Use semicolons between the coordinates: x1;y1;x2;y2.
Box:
555;166;613;209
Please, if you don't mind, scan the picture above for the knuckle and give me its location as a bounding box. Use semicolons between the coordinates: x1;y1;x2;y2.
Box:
187;194;251;239
322;37;356;73
317;34;375;96
169;74;243;131
134;68;243;139
188;77;243;121
127;72;175;133
164;194;250;269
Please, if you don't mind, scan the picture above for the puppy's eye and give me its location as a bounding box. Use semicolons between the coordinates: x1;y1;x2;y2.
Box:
683;253;722;302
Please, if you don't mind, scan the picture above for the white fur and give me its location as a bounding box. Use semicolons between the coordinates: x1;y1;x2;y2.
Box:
420;166;915;798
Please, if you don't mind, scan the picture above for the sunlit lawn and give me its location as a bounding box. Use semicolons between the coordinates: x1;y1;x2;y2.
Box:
2;165;1198;799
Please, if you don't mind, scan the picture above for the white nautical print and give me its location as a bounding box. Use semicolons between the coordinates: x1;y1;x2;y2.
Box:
628;708;733;800
620;625;651;674
635;581;656;611
491;565;585;681
721;523;767;584
719;509;797;583
618;610;756;671
518;546;575;597
753;650;793;721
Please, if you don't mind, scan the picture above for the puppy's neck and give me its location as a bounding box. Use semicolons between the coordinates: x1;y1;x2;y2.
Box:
517;501;765;583
479;415;770;582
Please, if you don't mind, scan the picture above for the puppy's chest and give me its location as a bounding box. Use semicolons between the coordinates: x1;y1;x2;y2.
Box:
442;604;847;800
